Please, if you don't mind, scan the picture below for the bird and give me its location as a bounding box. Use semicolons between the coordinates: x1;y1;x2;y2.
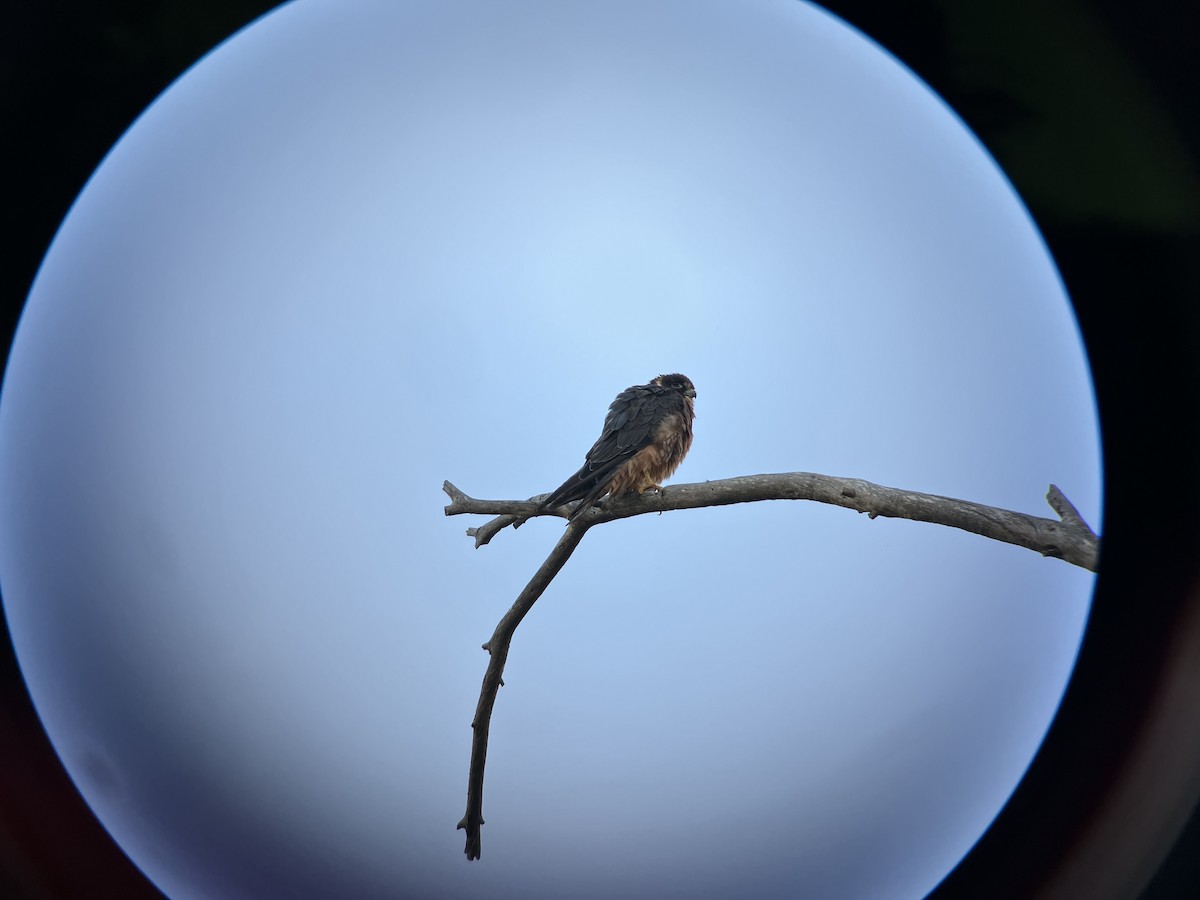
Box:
538;374;697;521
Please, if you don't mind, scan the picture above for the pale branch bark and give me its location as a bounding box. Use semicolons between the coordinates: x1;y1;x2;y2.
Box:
455;516;591;860
441;481;547;548
1046;483;1099;541
447;471;1099;860
444;473;1099;571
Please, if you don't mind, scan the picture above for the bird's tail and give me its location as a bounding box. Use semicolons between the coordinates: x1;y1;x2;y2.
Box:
539;462;620;520
563;477;613;521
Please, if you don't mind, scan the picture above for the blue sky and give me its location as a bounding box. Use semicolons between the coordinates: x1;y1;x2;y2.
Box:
0;1;1100;897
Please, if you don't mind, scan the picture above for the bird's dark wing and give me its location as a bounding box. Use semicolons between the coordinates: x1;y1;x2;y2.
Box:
539;383;683;515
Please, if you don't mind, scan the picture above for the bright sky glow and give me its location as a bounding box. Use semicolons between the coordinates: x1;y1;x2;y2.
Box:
0;1;1100;897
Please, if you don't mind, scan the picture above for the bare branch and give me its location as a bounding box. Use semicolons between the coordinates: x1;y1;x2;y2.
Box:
456;517;591;860
449;470;1099;860
443;482;555;547
445;474;1100;571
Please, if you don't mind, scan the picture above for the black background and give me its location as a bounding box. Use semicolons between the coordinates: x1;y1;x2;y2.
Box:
3;2;1198;897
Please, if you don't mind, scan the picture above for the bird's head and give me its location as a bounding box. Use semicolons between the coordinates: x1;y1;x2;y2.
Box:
653;373;697;399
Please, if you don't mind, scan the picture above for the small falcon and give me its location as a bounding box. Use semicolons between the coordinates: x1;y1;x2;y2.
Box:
539;374;697;521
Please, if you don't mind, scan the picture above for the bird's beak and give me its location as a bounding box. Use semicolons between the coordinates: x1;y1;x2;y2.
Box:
685;388;697;399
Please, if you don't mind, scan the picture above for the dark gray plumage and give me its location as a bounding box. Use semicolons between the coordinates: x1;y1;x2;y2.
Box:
539;374;696;521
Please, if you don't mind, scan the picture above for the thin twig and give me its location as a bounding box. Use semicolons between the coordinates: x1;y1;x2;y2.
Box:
1046;483;1099;540
456;517;591;859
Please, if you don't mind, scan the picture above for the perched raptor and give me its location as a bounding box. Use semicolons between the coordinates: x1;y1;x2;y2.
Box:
539;374;697;521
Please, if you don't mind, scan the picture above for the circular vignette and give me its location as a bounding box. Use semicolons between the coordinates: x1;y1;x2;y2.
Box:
5;2;1195;899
